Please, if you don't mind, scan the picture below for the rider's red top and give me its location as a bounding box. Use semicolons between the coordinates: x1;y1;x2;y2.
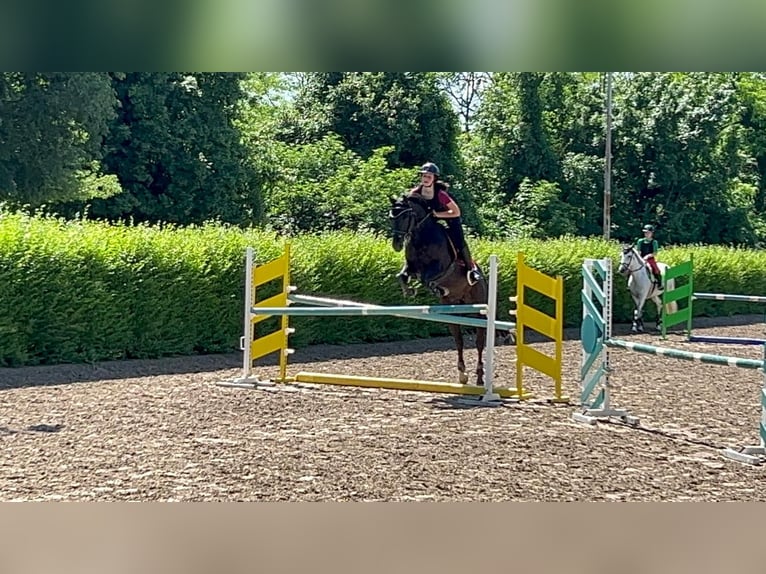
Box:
410;185;453;210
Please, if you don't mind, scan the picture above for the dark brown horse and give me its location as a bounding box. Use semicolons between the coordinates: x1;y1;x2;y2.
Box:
389;194;488;385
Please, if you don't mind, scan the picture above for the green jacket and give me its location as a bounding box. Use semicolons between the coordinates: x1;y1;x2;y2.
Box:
636;237;659;258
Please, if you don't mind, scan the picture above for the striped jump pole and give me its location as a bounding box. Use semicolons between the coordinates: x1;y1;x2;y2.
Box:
279;295;515;331
694;293;766;304
605;338;764;370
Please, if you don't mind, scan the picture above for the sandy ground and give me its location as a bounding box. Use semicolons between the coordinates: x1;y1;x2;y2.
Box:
1;315;765;501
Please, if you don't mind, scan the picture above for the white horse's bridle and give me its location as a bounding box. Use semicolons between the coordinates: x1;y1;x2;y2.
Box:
617;246;645;277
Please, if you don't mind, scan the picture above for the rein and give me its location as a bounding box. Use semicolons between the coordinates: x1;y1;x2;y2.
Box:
390;205;432;241
619;248;646;276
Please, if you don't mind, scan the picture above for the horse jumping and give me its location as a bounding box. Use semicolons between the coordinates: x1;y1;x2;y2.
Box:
389;193;488;385
617;244;678;333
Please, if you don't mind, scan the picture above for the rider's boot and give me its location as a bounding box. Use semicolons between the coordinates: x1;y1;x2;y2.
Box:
653;271;662;289
460;245;482;285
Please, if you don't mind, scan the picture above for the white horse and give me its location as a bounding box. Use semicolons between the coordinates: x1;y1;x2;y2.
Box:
617;245;678;333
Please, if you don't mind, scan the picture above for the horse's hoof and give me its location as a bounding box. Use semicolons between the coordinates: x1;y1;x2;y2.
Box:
401;287;415;297
498;334;515;346
458;372;468;384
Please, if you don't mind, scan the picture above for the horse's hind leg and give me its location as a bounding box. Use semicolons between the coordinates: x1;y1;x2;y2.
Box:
474;326;486;386
448;323;468;384
653;297;664;331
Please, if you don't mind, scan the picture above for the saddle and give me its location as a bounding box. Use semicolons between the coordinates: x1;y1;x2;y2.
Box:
644;265;662;288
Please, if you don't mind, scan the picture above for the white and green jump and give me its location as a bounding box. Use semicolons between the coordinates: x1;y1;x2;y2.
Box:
576;257;766;466
661;256;766;346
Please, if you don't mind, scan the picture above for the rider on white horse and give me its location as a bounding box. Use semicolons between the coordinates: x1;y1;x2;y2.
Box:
636;224;662;288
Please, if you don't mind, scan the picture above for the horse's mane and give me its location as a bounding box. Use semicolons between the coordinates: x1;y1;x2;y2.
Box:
390;193;449;247
404;193;430;211
390;193;430;216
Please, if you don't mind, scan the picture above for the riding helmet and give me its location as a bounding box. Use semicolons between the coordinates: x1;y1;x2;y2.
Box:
419;162;440;176
642;224;655;232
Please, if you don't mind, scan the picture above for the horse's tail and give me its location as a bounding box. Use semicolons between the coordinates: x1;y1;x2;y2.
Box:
664;277;678;315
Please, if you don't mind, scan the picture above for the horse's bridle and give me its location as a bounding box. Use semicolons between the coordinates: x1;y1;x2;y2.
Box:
618;246;644;276
390;203;431;242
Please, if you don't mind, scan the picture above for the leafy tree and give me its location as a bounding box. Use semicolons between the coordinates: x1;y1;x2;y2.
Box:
263;134;414;235
0;72;119;207
471;73;563;202
282;73;462;178
734;72;766;241
512;178;580;238
85;73;263;226
610;73;753;245
467;72;762;245
467;73;576;237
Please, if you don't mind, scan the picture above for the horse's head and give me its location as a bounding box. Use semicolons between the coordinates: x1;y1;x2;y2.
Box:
617;244;639;276
389;195;430;252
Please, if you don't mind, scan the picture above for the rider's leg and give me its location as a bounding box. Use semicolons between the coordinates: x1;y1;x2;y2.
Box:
446;218;481;284
646;256;662;287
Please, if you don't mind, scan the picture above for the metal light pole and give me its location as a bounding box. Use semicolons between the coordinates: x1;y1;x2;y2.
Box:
604;72;613;240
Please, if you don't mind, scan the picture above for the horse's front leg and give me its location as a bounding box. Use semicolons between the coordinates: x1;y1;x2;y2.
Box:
397;263;416;297
474;326;486;387
448;323;467;384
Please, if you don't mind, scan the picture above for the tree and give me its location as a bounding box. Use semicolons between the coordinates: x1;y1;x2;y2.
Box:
734;72;766;239
610;73;753;245
85;73;263;226
466;72;761;245
0;72;119;207
466;73;568;237
262;134;414;235
472;73;562;201
282;73;463;178
437;72;493;132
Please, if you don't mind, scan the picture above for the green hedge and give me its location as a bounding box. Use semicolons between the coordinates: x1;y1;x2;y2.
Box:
2;212;766;367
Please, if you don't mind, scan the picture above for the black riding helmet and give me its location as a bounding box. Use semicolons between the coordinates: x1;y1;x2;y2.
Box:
419;162;440;176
